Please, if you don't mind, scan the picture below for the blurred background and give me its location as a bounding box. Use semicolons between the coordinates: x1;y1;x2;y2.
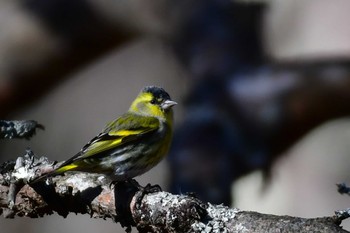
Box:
1;0;350;232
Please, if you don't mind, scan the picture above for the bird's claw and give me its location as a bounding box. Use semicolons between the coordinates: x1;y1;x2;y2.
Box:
134;182;162;209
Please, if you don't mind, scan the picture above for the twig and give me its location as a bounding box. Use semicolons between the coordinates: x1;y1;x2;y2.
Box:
338;183;350;196
0;120;44;139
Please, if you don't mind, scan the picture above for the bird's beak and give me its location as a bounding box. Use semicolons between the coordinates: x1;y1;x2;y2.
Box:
161;100;177;110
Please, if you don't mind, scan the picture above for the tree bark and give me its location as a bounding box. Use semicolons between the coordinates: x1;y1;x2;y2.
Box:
0;150;348;233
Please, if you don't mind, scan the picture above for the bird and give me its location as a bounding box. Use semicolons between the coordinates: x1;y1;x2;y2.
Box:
31;86;176;184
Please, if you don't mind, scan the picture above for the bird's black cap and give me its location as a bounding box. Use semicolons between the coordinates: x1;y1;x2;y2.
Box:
142;86;171;100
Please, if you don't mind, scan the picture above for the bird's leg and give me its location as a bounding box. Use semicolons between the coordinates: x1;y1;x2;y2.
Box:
128;179;162;208
128;179;162;193
143;183;162;193
109;180;118;189
128;179;143;189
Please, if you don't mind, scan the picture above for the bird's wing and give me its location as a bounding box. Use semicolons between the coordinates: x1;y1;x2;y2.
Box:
82;114;160;158
54;114;160;172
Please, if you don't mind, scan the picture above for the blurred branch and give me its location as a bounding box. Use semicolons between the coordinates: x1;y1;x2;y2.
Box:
0;120;44;139
338;183;350;196
0;151;348;232
0;0;139;117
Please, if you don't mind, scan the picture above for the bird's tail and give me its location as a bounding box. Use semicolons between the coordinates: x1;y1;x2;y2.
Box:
30;151;83;184
30;162;78;184
29;170;57;184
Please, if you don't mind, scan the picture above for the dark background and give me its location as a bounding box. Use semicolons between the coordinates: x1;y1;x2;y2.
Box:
1;0;350;232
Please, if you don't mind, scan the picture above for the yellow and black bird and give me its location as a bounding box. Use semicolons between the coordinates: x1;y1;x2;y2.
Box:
33;86;176;183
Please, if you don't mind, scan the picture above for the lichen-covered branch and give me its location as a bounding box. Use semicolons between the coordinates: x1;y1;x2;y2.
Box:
0;151;349;232
0;120;44;139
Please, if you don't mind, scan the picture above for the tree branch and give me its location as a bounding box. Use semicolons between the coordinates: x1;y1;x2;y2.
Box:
0;120;44;139
0;150;349;232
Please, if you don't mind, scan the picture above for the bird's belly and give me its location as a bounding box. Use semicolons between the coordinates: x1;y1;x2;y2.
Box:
100;140;167;180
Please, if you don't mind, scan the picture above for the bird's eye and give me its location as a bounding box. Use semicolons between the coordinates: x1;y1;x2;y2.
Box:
150;99;156;104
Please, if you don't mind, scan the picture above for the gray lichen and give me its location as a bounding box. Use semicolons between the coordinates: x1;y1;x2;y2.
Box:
135;191;207;232
9;149;53;184
192;203;241;233
0;120;44;139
